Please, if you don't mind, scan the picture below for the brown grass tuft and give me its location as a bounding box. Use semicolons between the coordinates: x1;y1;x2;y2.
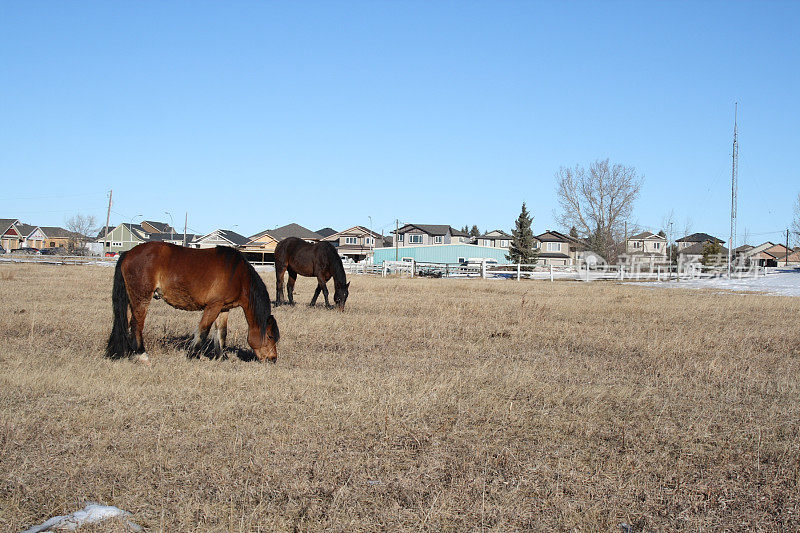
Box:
1;263;799;530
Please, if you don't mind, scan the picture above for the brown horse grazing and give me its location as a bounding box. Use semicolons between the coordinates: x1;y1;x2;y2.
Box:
105;242;279;363
274;237;350;310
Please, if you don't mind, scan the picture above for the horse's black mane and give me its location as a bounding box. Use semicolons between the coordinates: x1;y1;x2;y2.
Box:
318;241;347;288
215;246;277;341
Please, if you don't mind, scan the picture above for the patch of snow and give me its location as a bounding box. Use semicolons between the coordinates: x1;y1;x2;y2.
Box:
640;269;800;297
22;503;142;533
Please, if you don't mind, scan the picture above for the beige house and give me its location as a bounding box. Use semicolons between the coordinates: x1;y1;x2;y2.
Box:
534;230;582;266
322;226;383;262
190;229;249;249
676;232;725;251
394;224;470;246
240;223;323;262
476;230;511;249
625;231;667;260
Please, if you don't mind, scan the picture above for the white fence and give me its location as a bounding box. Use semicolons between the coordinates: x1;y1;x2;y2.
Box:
1;253;773;283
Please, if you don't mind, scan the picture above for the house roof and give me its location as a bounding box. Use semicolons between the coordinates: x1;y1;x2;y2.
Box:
628;231;666;241
0;219;21;236
764;244;790;256
733;244;754;253
322;226;381;241
315;227;337;238
141;220;173;233
39;226;75;239
397;224;461;236
478;229;512;239
677;232;725;244
677;242;729;256
194;229;249;246
95;226;114;240
535;230;585;246
250;223;322;242
15;223;39;237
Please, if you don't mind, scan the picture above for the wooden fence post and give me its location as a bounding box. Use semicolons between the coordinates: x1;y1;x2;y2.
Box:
517;262;521;281
481;260;487;279
549;264;554;282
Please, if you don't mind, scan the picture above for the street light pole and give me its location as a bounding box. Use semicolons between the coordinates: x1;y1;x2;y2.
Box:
165;211;175;242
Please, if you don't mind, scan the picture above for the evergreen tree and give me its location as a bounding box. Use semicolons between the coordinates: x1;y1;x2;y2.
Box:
657;229;666;238
470;225;481;238
569;226;579;238
506;202;538;264
701;240;724;266
461;225;469;234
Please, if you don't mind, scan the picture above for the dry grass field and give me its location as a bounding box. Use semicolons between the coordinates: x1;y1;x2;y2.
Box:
1;263;799;531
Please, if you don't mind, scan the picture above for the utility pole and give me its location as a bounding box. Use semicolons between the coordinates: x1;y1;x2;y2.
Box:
395;219;399;261
104;189;113;247
728;102;739;277
787;229;791;266
183;212;188;247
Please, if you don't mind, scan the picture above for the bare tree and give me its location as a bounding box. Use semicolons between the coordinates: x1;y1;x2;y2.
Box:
792;193;800;248
65;214;97;251
555;158;643;262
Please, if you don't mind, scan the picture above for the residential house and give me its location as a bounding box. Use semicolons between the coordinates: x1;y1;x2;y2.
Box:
96;223;149;253
40;226;77;249
394;224;468;246
0;219;22;251
243;223;322;252
322;226;383;262
475;230;512;249
191;229;249;249
676;233;725;251
15;224;47;249
534;230;581;266
625;231;667;258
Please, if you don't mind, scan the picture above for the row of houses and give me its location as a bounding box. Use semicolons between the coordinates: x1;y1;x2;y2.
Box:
1;219;77;251
5;216;798;267
624;230;800;266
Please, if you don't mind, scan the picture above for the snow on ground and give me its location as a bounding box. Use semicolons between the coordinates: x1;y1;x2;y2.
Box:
22;503;142;532
640;268;800;297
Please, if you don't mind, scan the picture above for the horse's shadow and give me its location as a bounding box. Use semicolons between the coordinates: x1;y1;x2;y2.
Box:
161;334;258;362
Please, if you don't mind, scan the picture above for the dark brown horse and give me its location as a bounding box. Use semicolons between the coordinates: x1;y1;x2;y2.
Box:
106;242;279;363
274;237;349;310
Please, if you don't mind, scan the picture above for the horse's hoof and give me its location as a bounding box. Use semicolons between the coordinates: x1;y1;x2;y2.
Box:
134;353;151;366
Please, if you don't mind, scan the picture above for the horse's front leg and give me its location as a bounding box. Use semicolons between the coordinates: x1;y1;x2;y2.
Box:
189;304;223;358
309;284;322;307
320;283;332;308
286;269;298;306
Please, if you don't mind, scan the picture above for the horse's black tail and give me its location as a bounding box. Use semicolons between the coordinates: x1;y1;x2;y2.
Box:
106;253;132;358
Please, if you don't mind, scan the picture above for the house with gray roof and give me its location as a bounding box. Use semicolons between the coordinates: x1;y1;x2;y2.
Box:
1;219;22;251
191;229;250;249
676;233;725;251
394;224;471;246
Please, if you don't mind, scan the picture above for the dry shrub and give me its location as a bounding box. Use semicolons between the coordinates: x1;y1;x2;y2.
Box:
1;263;799;531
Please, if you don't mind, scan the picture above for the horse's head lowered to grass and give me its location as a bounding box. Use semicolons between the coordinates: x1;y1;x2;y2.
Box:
333;281;350;311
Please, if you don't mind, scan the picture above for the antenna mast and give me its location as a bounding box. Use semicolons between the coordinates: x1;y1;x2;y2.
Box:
728;103;738;277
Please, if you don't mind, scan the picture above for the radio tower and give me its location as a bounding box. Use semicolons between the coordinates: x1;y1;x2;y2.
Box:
728;103;738;277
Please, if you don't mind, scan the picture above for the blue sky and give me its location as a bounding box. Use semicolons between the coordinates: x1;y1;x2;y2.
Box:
2;1;798;244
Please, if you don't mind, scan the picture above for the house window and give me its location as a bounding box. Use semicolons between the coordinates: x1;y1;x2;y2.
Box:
633;241;641;248
398;233;403;242
500;240;509;247
408;235;423;244
344;237;357;245
434;236;443;244
546;242;561;252
653;242;661;250
112;242;122;247
365;237;374;245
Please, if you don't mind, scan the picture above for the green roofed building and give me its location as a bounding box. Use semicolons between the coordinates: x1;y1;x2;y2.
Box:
373;243;510;265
